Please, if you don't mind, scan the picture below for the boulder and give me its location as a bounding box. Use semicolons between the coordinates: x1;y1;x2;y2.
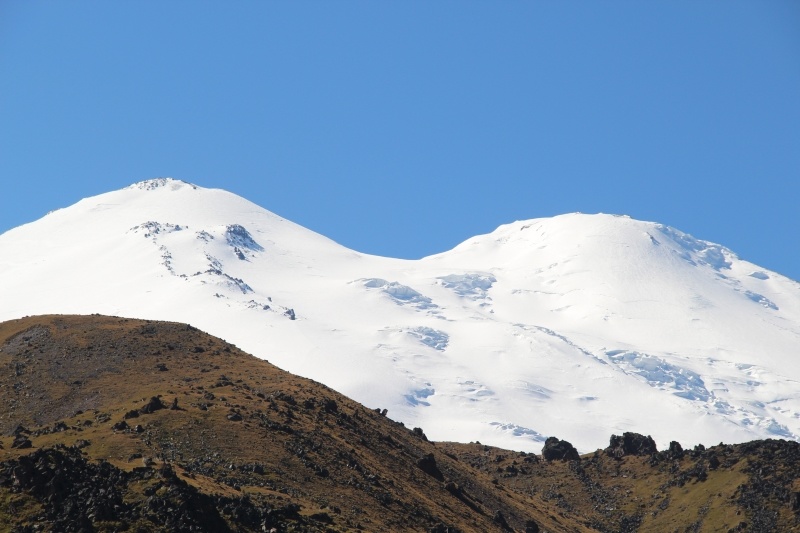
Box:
542;437;580;461
140;396;166;414
11;434;32;449
667;440;684;459
493;510;511;530
606;432;658;458
416;453;444;481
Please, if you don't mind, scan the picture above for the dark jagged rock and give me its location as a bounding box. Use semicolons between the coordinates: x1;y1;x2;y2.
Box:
413;427;429;441
444;481;460;494
493;510;512;531
790;492;800;511
321;398;338;413
417;453;444;481
225;224;263;252
1;446;130;529
140;396;166;414
708;453;720;469
691;443;706;457
542;437;580;461
606;432;658;458
0;446;327;532
668;440;684;459
11;434;32;449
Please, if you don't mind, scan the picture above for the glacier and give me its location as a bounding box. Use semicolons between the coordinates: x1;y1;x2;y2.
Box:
1;177;799;453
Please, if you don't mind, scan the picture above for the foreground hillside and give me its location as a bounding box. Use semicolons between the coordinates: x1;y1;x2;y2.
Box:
1;316;799;532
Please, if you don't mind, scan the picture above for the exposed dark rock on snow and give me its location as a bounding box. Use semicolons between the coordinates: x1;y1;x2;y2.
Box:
225;224;263;252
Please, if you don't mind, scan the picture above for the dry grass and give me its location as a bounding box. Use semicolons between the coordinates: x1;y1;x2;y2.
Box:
1;315;799;532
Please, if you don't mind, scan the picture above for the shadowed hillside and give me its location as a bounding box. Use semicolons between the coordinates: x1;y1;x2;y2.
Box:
0;315;577;532
0;315;798;532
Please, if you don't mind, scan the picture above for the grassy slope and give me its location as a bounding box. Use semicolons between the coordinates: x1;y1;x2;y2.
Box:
0;315;583;532
1;315;798;532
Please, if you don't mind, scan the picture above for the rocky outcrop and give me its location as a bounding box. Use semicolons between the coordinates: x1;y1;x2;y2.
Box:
140;396;166;414
417;453;444;480
0;446;327;532
605;432;658;458
542;437;580;461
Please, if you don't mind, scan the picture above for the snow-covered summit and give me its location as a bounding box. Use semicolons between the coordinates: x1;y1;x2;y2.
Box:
127;177;198;191
1;180;799;452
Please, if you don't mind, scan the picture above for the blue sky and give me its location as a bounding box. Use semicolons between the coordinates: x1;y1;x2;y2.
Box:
2;2;799;280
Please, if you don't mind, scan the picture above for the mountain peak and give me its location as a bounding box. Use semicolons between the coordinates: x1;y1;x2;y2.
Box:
437;212;737;275
126;177;198;191
1;182;799;453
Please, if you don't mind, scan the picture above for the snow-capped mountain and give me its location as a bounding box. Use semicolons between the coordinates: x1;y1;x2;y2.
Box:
2;178;799;452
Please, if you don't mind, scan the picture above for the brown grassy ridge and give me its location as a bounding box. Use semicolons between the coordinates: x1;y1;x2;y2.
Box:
0;315;798;532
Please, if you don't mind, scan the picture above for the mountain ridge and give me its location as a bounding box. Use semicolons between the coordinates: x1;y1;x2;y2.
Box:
1;178;799;452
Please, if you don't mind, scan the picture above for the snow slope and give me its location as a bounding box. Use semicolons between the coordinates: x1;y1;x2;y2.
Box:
2;178;799;452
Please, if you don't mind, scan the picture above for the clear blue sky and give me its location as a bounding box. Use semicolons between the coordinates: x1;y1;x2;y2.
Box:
2;2;799;280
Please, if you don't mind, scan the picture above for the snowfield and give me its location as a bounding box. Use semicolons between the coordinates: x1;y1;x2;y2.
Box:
1;178;799;453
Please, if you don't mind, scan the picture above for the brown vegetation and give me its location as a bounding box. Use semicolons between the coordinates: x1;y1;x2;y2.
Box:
0;315;798;532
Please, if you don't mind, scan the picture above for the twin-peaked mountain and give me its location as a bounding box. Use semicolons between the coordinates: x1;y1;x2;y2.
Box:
1;177;799;452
